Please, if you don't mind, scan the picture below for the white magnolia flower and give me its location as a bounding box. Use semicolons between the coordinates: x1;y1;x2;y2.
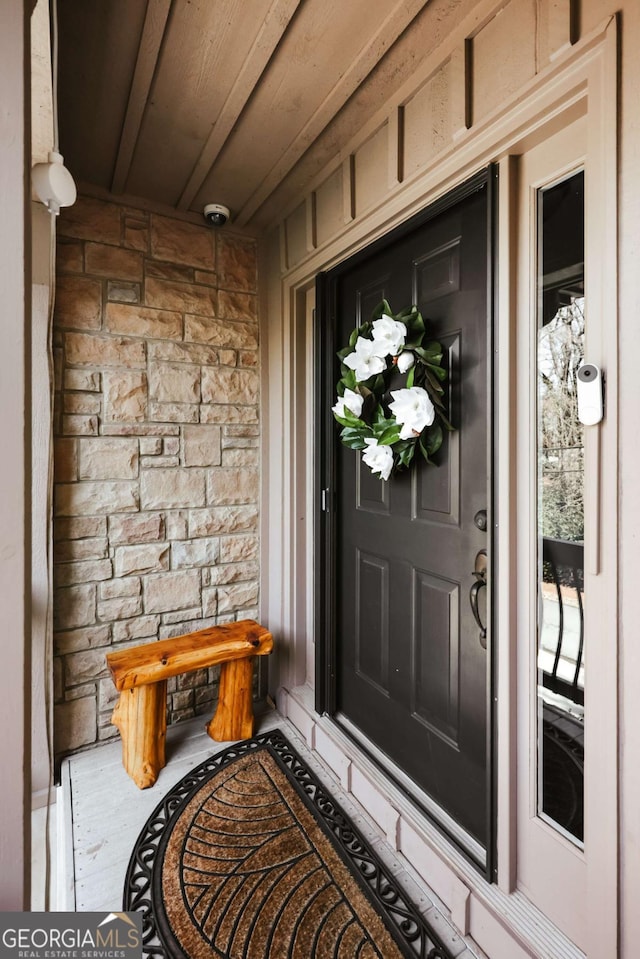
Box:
332;387;364;419
371;314;406;358
389;386;435;440
396;350;415;374
343;336;386;382
362;437;394;481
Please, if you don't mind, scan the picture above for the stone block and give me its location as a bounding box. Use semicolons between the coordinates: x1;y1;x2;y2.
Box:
54;438;78;482
54;696;96;753
54;516;106;541
140;437;163;455
163;437;179;455
207;469;258;506
140;468;206;510
54;559;113;588
217;234;257;292
55;481;139;516
97;594;143;621
217;582;259;613
97;724;120;742
54;624;111;655
219;350;237;367
201;367;259;406
103;370;148;423
54;583;96;629
182;425;221;467
98;678;120;711
64;369;101;392
171;537;219;569
145;259;193;282
195;684;216;707
219;534;259;563
144;277;216;316
204;562;258;586
149;340;218;366
65;645;111;687
165;511;189;540
56;237;84;273
176;667;209;690
148;401;199;423
224;424;260;437
63;392;101;415
194;270;217;286
62;414;99;436
141;455;179;468
238;350;258;368
221;435;258;450
150;214;214;269
85;241;143;281
114;543;170;576
103;422;178;436
112;614;160;643
188;505;258;537
218;290;257;323
161;608;202;627
99;576;141;600
107;281;140;304
143;569;201;613
58;196;121;244
202;587;217;618
108;511;164;544
222;448;259;468
171;689;194;712
105;302;182;340
55;537;109;562
64;332;146;368
124;218;149;252
78;437;139;480
54;275;102;330
200;404;259;425
148;362;200;403
184;315;258;349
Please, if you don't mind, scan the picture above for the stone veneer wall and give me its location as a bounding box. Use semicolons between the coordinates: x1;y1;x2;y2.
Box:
52;196;260;756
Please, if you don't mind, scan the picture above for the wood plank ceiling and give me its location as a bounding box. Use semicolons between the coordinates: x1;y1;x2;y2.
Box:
57;0;436;233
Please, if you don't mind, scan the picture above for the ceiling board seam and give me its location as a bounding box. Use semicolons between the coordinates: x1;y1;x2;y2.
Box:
176;0;303;213
110;0;172;196
235;0;432;226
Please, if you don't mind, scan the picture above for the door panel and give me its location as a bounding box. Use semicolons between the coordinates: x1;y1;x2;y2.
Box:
330;179;491;850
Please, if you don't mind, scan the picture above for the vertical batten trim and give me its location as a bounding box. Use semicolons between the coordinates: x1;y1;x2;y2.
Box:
279;221;288;273
388;106;403;188
343;155;356;223
451;45;470;140
306;193;317;252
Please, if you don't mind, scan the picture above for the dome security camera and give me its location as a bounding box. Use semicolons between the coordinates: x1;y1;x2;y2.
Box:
203;203;230;227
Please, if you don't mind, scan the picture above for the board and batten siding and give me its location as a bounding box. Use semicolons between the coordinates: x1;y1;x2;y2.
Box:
52;196;260;758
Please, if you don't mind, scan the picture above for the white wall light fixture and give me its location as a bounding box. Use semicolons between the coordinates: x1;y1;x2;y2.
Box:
31;150;77;215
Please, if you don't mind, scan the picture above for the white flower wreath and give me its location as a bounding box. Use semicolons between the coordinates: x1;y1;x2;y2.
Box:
332;300;452;481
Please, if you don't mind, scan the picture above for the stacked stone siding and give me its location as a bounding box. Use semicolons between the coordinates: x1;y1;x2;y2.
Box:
53;196;260;756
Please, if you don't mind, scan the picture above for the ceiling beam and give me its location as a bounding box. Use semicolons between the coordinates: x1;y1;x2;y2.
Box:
235;0;431;226
176;0;302;213
111;0;172;195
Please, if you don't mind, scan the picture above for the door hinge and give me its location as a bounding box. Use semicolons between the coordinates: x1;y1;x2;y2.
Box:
321;488;331;512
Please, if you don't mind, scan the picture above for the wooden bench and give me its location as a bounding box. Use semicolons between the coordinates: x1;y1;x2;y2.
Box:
106;619;273;789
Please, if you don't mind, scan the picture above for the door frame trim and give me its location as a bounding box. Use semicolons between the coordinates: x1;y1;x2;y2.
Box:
314;166;498;877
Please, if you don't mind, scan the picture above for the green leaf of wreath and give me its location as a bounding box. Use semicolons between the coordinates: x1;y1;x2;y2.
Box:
339;427;369;450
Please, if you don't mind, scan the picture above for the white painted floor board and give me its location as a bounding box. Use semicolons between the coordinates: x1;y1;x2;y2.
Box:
63;707;482;957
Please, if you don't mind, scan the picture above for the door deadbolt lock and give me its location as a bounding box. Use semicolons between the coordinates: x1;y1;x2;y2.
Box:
473;509;488;531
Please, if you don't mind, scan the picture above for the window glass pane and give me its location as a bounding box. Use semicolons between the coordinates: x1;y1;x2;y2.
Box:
536;171;585;845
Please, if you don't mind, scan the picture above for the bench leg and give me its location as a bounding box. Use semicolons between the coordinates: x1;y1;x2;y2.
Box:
207;657;255;742
112;681;167;789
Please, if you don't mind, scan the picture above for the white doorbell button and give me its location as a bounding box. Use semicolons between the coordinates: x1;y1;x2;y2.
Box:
577;363;604;425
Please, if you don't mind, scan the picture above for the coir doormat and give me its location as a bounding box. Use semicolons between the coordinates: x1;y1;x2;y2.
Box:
124;729;453;958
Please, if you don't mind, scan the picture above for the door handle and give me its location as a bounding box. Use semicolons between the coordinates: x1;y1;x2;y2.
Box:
470;548;487;649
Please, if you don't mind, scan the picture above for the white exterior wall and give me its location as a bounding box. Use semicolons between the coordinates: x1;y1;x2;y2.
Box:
262;0;640;955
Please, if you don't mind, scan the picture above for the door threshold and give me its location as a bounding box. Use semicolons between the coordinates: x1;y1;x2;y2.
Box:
335;711;486;869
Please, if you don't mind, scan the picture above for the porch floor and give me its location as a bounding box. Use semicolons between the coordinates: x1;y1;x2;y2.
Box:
56;704;481;959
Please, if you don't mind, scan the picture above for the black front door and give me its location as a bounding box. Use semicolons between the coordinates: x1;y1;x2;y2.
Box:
319;173;493;854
